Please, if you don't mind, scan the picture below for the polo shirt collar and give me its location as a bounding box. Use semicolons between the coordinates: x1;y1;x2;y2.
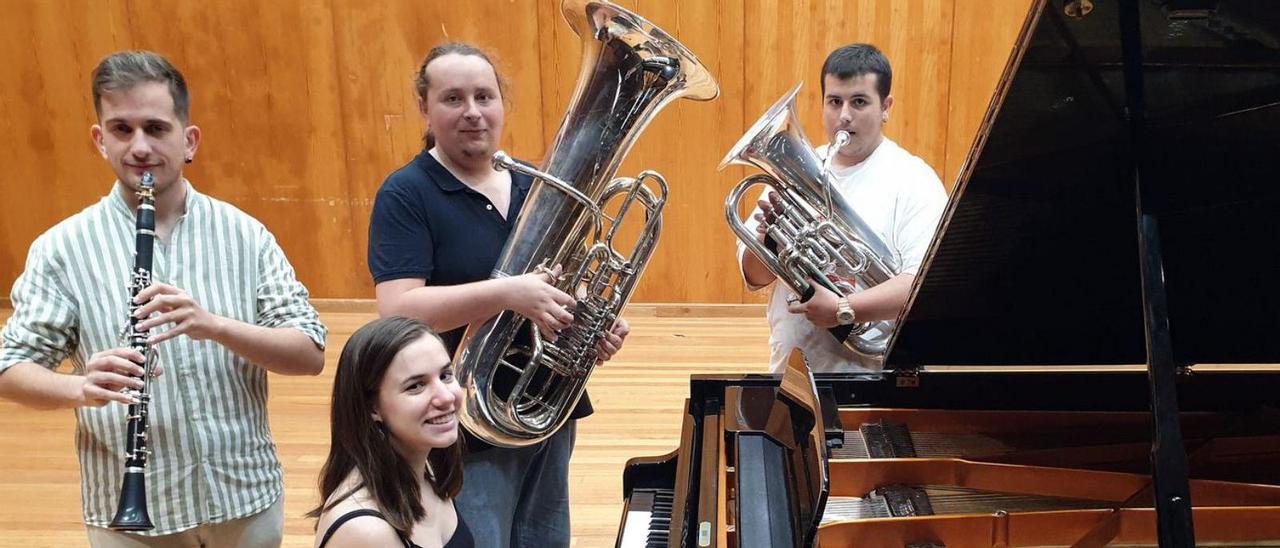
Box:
414;149;534;194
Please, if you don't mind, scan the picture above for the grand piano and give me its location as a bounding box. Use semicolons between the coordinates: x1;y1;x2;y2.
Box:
616;0;1280;546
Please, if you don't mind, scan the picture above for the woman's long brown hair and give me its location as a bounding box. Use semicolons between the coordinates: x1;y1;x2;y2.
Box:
306;317;464;534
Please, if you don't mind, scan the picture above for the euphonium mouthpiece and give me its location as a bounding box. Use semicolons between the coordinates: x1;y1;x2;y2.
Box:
825;131;851;171
834;130;852;148
821;131;853;215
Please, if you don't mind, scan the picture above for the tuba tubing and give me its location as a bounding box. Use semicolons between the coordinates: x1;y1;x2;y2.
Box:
453;0;718;448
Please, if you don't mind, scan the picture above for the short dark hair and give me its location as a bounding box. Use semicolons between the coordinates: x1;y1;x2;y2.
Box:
414;42;507;149
820;43;892;101
307;317;464;534
91;51;191;122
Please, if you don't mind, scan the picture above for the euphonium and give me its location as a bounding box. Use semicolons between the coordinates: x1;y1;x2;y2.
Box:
109;171;159;531
722;83;901;360
454;0;719;447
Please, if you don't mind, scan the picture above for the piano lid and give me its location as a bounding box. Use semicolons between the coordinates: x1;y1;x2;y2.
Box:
887;0;1280;368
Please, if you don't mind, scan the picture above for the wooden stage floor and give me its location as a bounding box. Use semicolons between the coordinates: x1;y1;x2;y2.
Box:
0;306;771;547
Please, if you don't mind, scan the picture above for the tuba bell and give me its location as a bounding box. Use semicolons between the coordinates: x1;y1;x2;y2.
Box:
453;0;719;447
722;83;901;361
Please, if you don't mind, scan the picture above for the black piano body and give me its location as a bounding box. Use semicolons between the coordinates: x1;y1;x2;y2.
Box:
617;367;1280;547
618;0;1280;545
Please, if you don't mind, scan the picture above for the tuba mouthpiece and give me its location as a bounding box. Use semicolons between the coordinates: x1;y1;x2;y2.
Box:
491;151;514;172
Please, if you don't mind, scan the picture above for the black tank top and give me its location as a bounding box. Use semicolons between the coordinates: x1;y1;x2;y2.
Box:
318;508;475;548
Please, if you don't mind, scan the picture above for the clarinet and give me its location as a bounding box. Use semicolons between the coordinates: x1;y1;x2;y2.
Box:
109;171;158;531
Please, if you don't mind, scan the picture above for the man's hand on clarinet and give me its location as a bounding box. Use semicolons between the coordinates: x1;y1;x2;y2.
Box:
81;347;163;407
132;283;225;344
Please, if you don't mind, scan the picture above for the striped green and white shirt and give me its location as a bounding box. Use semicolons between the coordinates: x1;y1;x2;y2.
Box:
0;182;326;535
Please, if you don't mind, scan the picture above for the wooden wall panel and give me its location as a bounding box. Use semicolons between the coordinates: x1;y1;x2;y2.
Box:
944;0;1039;187
0;0;131;288
174;1;352;300
0;0;1031;304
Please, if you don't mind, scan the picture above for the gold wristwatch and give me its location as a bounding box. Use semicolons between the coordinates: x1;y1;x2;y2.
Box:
836;297;856;325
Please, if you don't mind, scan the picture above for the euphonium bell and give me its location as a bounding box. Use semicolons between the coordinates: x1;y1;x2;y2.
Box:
453;0;719;448
722;83;901;361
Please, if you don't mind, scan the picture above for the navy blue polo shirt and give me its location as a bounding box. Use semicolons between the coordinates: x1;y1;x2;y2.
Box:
368;150;593;430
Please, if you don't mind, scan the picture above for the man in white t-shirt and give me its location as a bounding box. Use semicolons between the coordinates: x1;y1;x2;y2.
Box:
737;43;948;373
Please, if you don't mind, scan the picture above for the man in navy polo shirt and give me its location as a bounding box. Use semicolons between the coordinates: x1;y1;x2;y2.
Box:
368;43;628;547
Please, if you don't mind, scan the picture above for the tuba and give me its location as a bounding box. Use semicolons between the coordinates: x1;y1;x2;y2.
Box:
454;0;718;447
722;83;900;360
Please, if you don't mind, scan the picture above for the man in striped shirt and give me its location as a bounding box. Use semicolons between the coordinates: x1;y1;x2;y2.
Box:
0;51;326;547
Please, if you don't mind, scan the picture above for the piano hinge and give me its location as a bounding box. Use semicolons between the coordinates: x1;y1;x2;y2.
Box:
894;368;920;388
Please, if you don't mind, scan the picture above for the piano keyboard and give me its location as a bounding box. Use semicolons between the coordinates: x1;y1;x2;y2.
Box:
618;487;675;548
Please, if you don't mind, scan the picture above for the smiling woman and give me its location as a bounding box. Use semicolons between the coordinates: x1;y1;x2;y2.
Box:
308;317;473;548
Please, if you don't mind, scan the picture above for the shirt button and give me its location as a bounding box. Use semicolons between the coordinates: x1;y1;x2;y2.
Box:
486;204;494;210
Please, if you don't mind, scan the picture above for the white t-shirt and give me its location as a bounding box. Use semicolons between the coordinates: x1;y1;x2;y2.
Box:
736;137;947;372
